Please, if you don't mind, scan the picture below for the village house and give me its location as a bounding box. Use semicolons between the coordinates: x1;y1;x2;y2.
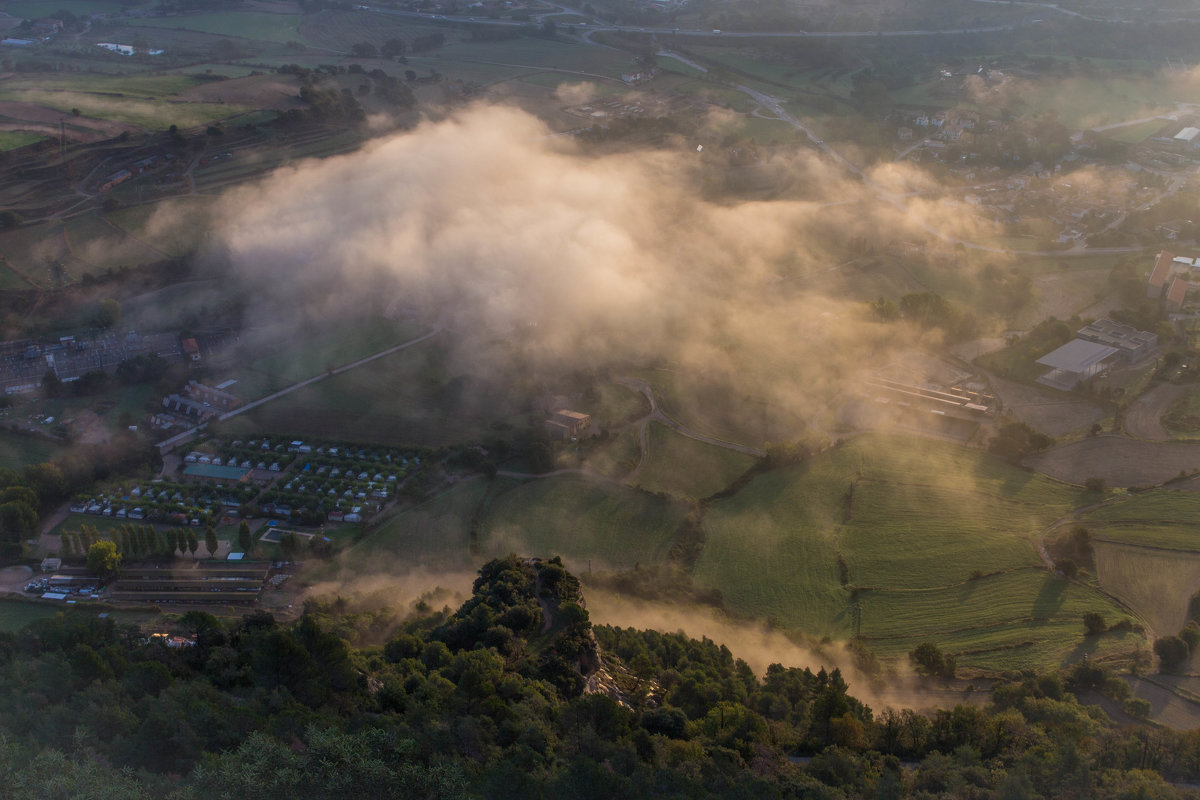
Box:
545;409;592;440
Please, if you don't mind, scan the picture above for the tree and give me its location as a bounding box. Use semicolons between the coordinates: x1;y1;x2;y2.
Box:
0;499;38;539
909;641;955;679
1155;634;1189;671
280;531;297;560
381;37;406;58
95;299;121;329
41;369;64;399
87;540;121;575
0;210;22;230
238;520;252;554
1083;612;1106;636
186;531;198;559
351;41;378;58
205;526;218;559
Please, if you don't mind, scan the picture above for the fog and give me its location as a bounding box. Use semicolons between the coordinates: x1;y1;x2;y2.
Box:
198;101;1004;429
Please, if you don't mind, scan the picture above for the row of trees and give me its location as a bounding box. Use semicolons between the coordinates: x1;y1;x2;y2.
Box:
61;520;261;567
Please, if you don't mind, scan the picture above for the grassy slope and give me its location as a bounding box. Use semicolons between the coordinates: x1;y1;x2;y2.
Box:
0;131;45;151
480;475;687;570
354;477;488;569
1081;491;1200;550
695;434;1133;668
124;12;306;44
635;422;757;500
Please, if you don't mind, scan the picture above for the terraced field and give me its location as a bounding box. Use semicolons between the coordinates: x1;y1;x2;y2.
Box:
694;434;1138;669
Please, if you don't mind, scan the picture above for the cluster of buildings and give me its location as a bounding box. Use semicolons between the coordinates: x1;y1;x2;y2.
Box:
157;380;242;427
0;331;183;395
1036;318;1159;391
1147;250;1200;313
96;42;165;56
97;153;172;194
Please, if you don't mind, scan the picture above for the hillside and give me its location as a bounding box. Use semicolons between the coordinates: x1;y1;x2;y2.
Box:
1;557;1199;798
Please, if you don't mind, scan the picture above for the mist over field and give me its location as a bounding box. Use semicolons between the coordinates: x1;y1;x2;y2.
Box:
202;101;1006;429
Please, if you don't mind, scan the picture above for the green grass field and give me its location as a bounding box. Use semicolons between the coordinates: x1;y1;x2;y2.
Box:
1163;387;1200;439
0;221;67;285
125;12;306;44
1075;491;1200;551
231;332;532;446
352;477;488;569
0;131;45;151
426;38;635;78
857;568;1139;669
693;434;1118;668
5;0;129;16
0;261;34;290
0;87;247;130
634;422;757;499
1101;119;1167;144
0;600;62;633
107;199;211;259
0;429;67;469
480;475;688;570
244;318;419;386
50;514;138;538
1084;490;1200;529
580;428;641;479
63;213;165;275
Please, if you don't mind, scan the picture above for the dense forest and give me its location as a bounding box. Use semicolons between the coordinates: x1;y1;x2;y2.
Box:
3;556;1200;799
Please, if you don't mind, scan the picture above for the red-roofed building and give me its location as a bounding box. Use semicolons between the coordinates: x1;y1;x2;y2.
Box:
1167;276;1189;312
181;338;200;362
1148;250;1175;299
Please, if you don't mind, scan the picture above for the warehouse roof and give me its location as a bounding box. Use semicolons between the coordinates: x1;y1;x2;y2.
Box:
1036;339;1119;372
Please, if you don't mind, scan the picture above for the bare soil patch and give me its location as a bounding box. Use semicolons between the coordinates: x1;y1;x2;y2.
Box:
1125;381;1183;441
1030;268;1110;321
988;373;1104;437
0;101;133;136
1025;435;1200;487
0;566;32;594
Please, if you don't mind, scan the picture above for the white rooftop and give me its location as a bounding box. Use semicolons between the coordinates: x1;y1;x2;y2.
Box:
1175;127;1200;142
1036;339;1119;372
